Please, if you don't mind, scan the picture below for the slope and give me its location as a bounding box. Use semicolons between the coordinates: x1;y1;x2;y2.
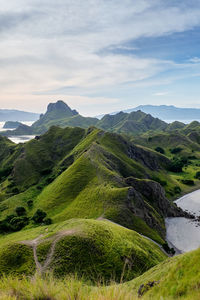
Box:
0;219;166;282
0;126;190;245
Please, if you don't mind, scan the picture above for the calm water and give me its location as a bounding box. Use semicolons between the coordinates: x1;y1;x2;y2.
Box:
166;189;200;253
0;121;35;144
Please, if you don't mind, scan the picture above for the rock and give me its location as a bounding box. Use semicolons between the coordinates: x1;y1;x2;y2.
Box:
138;281;160;297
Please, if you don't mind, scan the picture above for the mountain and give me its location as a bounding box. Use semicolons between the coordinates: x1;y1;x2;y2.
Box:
0;125;196;281
3;121;23;129
97;110;167;135
0;109;39;121
0;101;169;137
97;105;200;122
0;122;199;296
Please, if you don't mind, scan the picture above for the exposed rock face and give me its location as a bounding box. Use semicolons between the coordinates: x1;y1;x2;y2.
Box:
127;144;170;171
124;177;193;237
47;100;78;116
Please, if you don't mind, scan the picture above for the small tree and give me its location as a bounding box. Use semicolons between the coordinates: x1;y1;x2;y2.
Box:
32;209;47;224
27;200;33;208
15;206;26;216
44;218;52;225
195;171;200;179
155;147;165;154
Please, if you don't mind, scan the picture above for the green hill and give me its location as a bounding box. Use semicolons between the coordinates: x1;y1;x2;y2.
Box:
0;123;199;298
98;110;167;136
0;126;190;245
0;245;200;299
0;219;166;282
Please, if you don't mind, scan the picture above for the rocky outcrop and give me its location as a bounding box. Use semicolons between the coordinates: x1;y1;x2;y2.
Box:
124;177;193;237
47;100;78;116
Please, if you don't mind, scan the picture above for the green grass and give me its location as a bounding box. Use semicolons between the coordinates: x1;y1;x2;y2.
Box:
0;219;166;282
1;247;200;299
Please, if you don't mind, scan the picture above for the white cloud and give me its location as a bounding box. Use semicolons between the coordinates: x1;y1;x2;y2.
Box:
189;57;200;63
153;92;169;96
0;1;200;111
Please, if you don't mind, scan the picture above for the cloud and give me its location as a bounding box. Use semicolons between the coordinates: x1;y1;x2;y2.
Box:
153;92;169;96
0;0;200;112
189;57;200;63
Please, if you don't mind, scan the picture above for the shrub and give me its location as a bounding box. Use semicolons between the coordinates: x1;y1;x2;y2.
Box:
11;187;19;194
0;166;13;180
169;158;184;173
32;209;47;224
43;218;52;225
170;147;183;154
155;147;165;154
15;206;26;216
174;186;181;194
9;216;29;231
162;242;175;255
181;179;194;186
27;200;33;208
195;171;200;179
0;214;29;233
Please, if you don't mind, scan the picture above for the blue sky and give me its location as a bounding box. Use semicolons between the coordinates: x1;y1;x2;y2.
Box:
0;0;200;115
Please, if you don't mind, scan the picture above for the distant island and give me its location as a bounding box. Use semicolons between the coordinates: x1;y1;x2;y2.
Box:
3;121;22;129
0;109;39;121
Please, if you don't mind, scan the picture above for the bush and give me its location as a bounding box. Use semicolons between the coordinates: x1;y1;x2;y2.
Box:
195;171;200;179
169;158;184;173
0;166;13;180
9;216;29;231
174;186;181;194
170;147;183;154
15;206;26;216
11;187;19;194
43;218;52;225
181;179;194;186
0;214;29;233
27;200;33;208
155;147;165;154
162;242;175;255
32;209;47;224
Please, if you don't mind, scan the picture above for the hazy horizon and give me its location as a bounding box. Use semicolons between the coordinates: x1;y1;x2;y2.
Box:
0;1;200;116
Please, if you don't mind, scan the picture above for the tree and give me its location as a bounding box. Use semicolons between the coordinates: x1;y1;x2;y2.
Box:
15;206;26;216
32;209;47;224
155;147;165;154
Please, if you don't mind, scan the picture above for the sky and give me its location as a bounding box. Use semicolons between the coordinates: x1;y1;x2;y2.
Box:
0;0;200;116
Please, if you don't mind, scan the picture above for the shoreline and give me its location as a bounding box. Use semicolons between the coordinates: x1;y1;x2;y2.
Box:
165;188;200;254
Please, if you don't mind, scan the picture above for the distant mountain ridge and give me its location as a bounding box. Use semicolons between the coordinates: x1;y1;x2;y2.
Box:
0;100;170;137
0;109;39;121
97;105;200;121
1;101;200;139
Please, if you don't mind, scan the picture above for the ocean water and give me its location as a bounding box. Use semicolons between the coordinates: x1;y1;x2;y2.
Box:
166;190;200;253
0;121;35;144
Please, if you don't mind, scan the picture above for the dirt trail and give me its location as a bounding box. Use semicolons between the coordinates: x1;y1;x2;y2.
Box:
21;229;76;274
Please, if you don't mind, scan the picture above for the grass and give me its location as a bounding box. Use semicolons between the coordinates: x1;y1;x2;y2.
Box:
0;219;166;281
1;247;200;299
1;126;197;244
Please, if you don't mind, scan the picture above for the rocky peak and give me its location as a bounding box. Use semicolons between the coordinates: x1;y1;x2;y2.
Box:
47;100;78;116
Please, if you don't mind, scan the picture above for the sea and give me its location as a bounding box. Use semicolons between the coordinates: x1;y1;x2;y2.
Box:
0;121;35;144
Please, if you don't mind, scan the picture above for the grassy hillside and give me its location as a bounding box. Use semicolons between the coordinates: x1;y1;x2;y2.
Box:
0;126;189;244
0;219;166;282
0;246;200;299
